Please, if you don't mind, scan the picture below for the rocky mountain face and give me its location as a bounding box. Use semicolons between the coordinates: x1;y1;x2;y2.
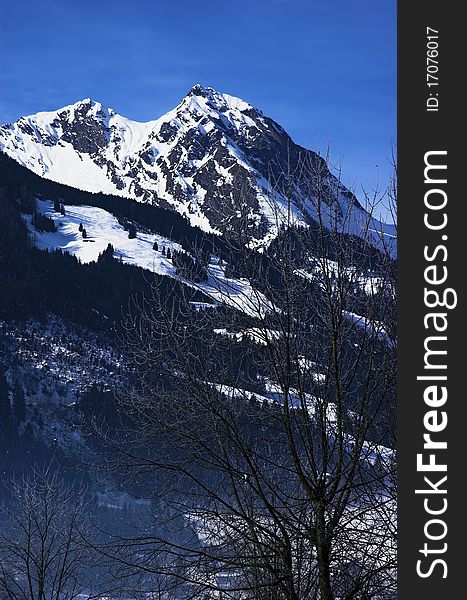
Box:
0;85;394;248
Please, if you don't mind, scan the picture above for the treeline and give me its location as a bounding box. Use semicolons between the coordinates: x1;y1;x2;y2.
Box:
0;185;211;329
0;152;300;298
0;151;230;258
171;249;209;282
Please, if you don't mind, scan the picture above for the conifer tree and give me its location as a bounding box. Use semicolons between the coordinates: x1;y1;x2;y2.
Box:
98;243;114;264
128;224;137;239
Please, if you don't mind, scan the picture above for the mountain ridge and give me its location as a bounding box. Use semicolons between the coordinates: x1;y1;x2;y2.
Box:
0;84;395;249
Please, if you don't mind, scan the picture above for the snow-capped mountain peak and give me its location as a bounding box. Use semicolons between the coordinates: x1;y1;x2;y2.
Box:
0;86;395;247
184;83;256;114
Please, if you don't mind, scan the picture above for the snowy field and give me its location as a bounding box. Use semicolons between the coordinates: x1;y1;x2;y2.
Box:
24;199;182;276
24;200;269;316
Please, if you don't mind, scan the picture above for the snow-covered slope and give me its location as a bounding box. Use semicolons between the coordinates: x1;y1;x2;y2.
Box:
25;199;270;316
25;200;183;276
1;85;395;249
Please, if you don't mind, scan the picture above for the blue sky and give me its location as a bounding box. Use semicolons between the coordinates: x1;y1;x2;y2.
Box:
0;0;395;210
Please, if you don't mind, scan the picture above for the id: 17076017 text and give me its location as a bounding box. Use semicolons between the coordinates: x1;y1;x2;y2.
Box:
426;27;439;112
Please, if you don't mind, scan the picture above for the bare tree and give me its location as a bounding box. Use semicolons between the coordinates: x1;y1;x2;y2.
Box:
104;154;397;599
0;466;91;600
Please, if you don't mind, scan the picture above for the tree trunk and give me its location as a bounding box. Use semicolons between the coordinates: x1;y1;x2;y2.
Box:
316;503;334;600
